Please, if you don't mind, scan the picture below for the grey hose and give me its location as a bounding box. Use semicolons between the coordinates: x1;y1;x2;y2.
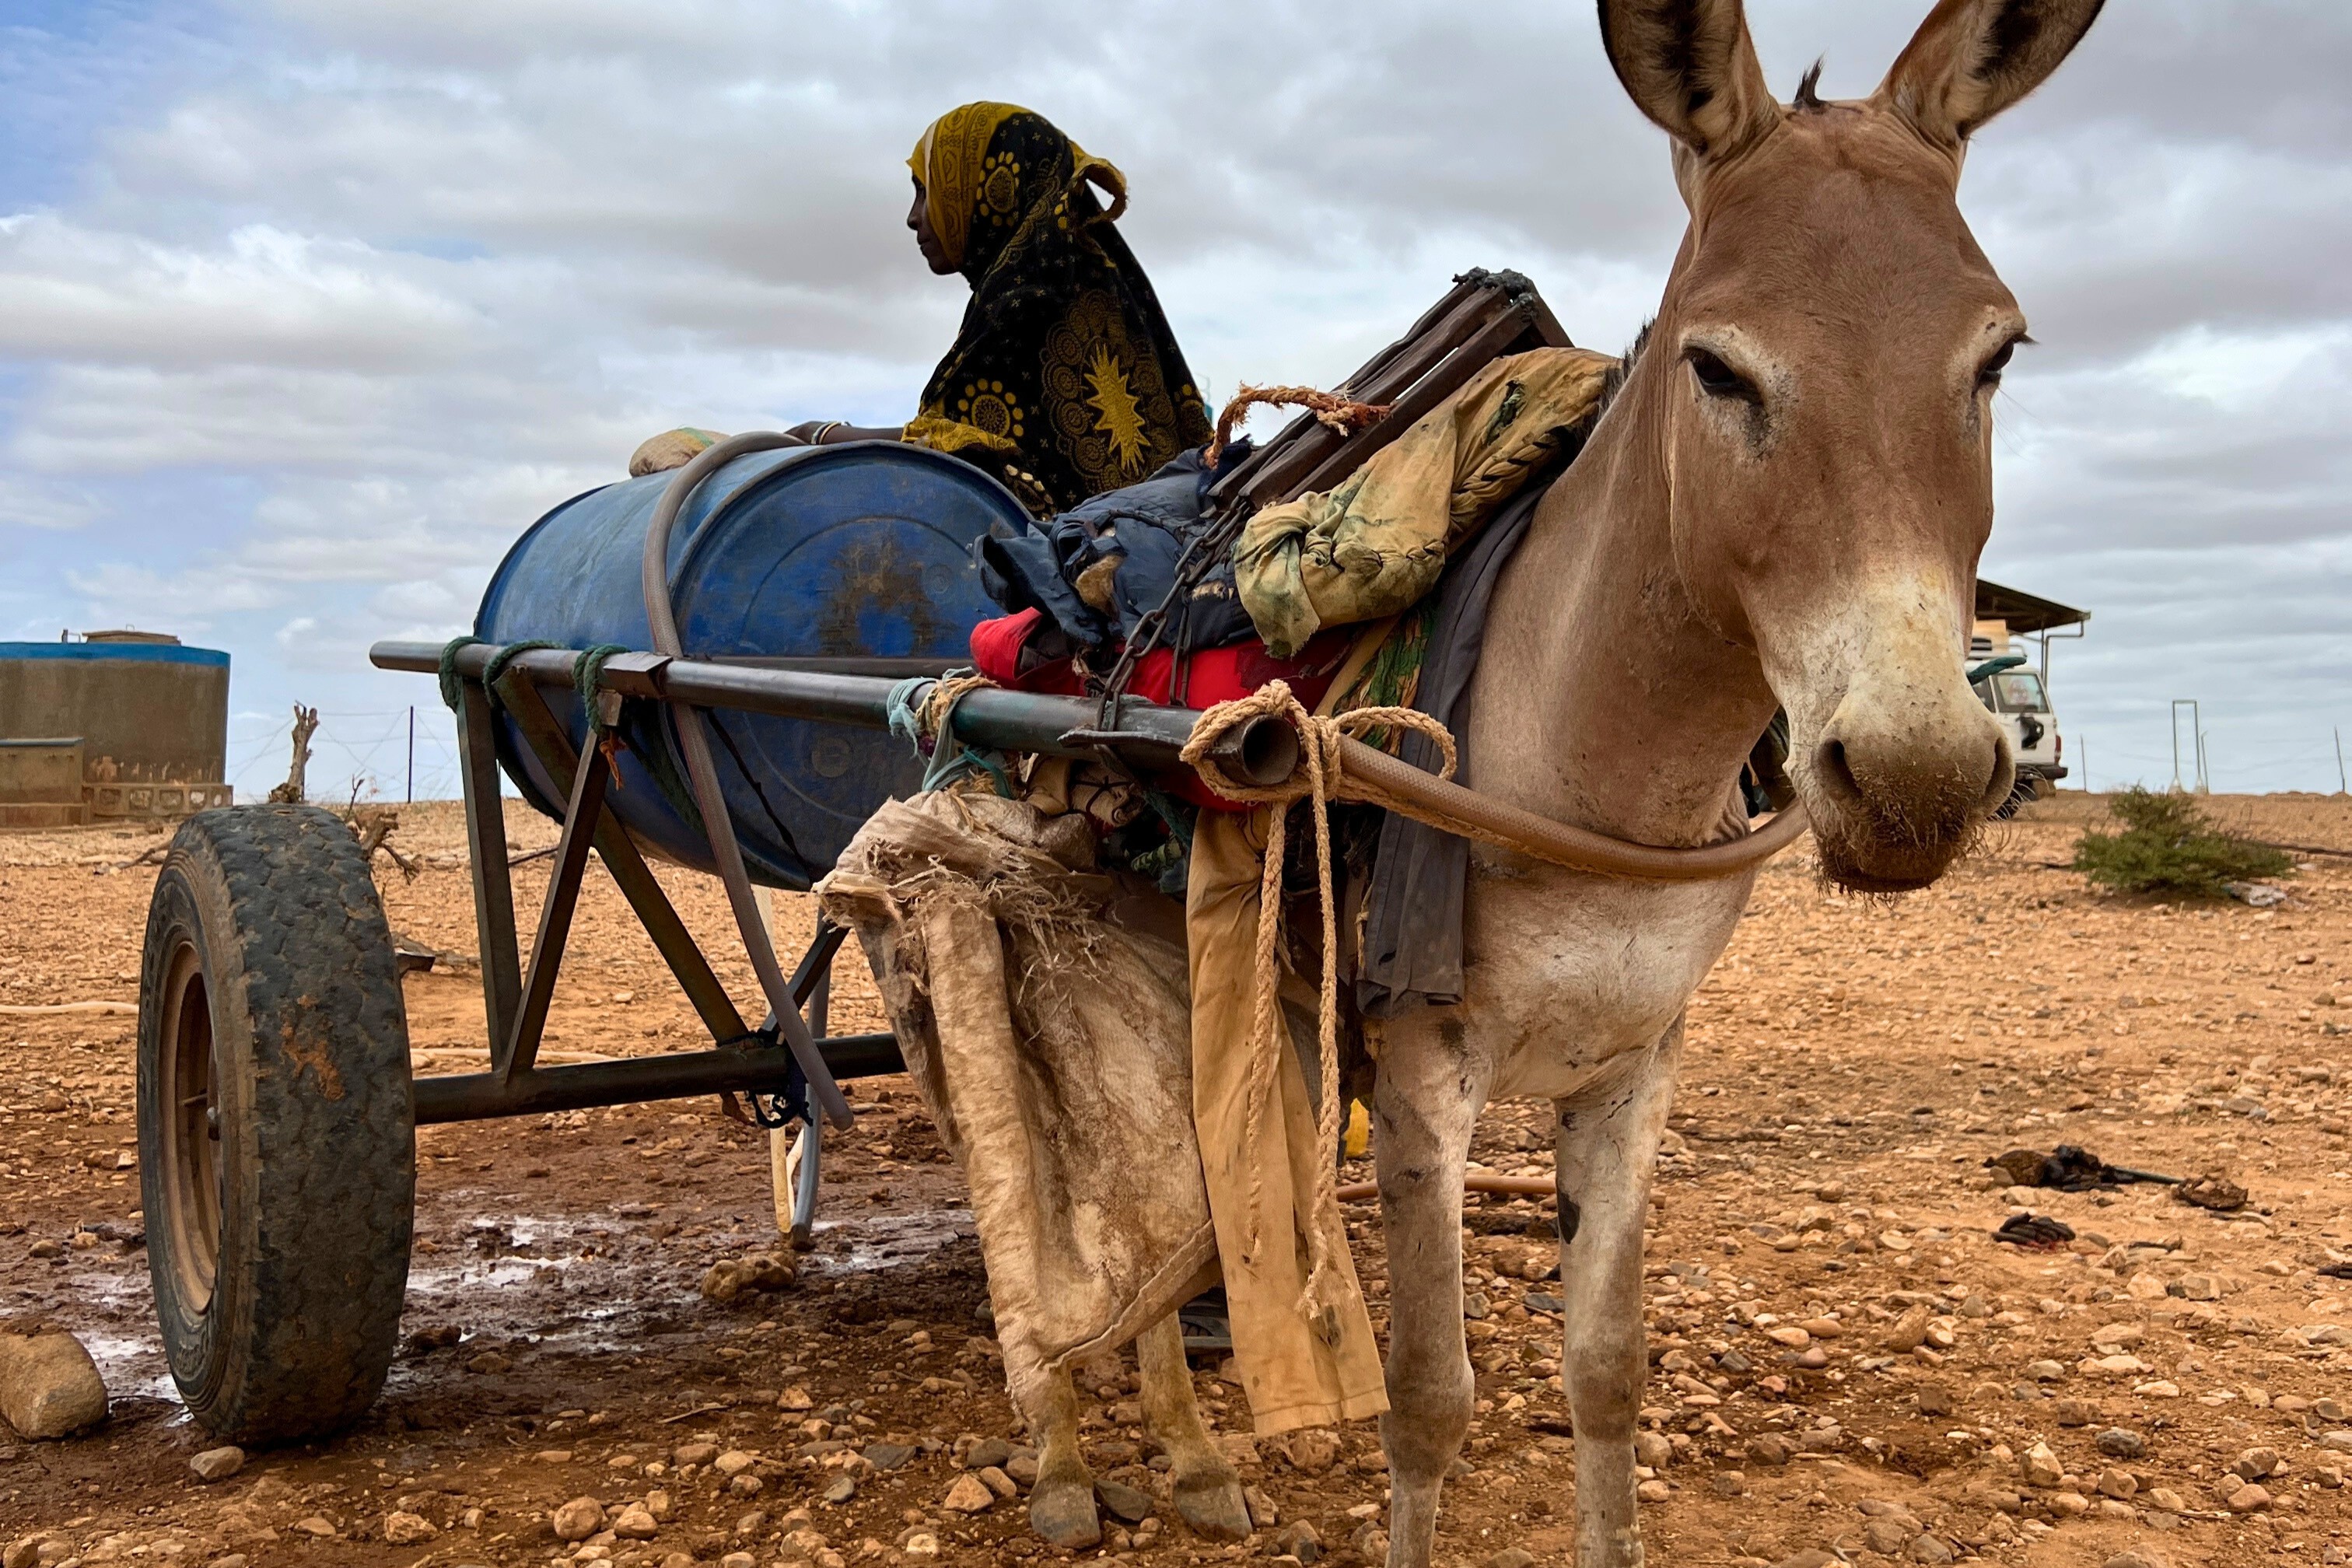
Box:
644;432;855;1130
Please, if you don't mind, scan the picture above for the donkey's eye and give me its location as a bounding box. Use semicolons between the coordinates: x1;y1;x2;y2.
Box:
1685;347;1754;401
1978;339;2019;389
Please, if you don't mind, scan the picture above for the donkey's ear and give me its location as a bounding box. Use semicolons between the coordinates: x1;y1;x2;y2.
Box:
1879;0;2105;146
1596;0;1779;162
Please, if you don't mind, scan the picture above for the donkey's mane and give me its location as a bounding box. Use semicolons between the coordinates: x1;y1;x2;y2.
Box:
1596;318;1656;421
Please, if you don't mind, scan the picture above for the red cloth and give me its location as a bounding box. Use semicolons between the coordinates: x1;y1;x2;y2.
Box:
967;614;1356;809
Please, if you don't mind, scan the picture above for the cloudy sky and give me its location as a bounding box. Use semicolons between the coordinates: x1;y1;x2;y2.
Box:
2;0;2346;800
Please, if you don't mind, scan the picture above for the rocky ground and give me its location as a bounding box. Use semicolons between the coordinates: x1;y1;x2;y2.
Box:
2;793;2350;1568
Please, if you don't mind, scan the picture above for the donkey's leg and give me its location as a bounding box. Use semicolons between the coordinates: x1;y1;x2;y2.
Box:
1553;1021;1683;1568
1137;1315;1251;1540
1373;1035;1493;1568
1025;1365;1103;1549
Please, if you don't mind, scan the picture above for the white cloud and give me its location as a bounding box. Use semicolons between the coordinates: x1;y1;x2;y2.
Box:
2;0;2350;796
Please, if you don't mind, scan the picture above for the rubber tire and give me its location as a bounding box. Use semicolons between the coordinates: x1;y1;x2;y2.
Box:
137;804;415;1443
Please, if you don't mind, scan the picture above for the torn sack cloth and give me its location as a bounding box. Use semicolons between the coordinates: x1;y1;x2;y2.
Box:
816;792;1222;1426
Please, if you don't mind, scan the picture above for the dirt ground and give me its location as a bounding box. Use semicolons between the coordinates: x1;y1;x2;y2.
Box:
4;792;2352;1568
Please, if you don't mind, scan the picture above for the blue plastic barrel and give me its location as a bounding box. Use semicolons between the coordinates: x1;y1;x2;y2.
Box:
476;441;1030;888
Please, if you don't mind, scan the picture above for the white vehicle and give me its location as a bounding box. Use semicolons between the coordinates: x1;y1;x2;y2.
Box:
1972;656;2063;810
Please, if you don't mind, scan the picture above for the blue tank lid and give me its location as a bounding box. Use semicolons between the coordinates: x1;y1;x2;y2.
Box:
0;642;230;667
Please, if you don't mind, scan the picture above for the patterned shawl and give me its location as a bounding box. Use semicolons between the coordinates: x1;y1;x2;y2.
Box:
905;103;1212;515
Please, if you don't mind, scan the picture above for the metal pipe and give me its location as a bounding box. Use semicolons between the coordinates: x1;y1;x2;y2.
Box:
412;1034;905;1125
369;639;1299;784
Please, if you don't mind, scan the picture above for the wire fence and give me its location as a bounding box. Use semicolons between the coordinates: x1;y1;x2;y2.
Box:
2065;725;2350;796
228;705;469;804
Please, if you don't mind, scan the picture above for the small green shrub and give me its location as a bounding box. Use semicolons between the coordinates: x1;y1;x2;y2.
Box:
2071;786;2293;899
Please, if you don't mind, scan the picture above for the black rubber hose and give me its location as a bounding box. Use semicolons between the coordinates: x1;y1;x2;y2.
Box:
642;432;854;1129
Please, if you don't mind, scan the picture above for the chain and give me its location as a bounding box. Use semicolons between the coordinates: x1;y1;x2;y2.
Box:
1092;503;1252;729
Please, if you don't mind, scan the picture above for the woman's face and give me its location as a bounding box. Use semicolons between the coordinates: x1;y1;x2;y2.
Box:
908;182;956;275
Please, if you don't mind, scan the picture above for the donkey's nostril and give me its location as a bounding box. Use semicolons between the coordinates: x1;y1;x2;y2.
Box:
1815;736;1863;805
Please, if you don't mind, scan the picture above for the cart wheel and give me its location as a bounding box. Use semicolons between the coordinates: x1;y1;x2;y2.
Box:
137;804;415;1443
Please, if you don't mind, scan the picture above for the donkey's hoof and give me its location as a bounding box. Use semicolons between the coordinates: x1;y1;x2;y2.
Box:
1029;1479;1102;1549
1172;1471;1251;1542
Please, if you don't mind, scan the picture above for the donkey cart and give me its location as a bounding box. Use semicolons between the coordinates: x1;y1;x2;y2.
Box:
132;431;1307;1444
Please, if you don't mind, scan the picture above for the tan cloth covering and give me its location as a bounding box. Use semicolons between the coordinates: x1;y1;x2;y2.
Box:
1185;806;1388;1433
817;791;1220;1423
1233;346;1615;656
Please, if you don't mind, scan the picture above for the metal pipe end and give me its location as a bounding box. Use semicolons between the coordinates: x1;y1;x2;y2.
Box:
1220;716;1300;789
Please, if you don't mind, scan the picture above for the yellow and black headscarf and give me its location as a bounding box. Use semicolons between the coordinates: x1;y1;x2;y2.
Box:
904;103;1212;516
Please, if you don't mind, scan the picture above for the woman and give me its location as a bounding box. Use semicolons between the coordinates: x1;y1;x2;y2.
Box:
634;103;1211;516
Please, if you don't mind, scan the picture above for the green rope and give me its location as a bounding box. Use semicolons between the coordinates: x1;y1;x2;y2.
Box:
480;639;561;703
436;636;488;712
572;643;633;733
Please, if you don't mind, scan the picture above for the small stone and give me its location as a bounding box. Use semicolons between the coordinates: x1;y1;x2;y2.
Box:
722;1552;758;1568
552;1497;606;1542
965;1437;1010;1471
1246;1486;1281;1529
1282;1427;1342;1475
1636;1479;1671;1503
2024;1359;2066;1381
1794;1346;1829;1370
2020;1440;2063;1489
466;1350;511;1374
1748;1434;1794;1467
2095;1468;2137;1500
2131;1380;2181;1399
2051;1398;2096;1427
728;1472;764;1496
978;1465;1017;1500
1764;1326;1811;1348
2;1542;34;1568
189;1445;245;1482
821;1475;857;1506
1773;1552;1837;1568
942;1474;995;1514
2046;1491;2091;1518
2175;1274;2220;1301
898;1532;940;1559
1097;1479;1152;1524
612;1504;658;1540
383;1512;437;1545
2231;1447;2280;1480
1711;1470;1747;1498
1486;1550;1534;1568
861;1442;915;1472
713;1449;758;1476
673;1440;717;1467
2226;1483;2271;1513
1908;1536;1953;1565
1633;1431;1673;1469
1885;1305;1933;1353
1864;1518;1911;1554
2103;1553;2169;1568
0;1324;108;1439
779;1386;814;1412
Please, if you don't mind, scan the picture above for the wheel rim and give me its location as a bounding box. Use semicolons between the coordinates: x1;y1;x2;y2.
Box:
157;936;222;1314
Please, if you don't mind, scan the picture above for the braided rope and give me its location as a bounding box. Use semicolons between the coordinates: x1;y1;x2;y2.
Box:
1179;681;1454;1337
1205;384;1391;470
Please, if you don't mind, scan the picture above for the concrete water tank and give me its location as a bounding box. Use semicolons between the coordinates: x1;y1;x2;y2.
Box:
0;632;233;827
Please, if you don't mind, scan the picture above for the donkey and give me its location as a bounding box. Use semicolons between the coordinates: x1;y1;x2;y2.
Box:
1367;3;2102;1567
